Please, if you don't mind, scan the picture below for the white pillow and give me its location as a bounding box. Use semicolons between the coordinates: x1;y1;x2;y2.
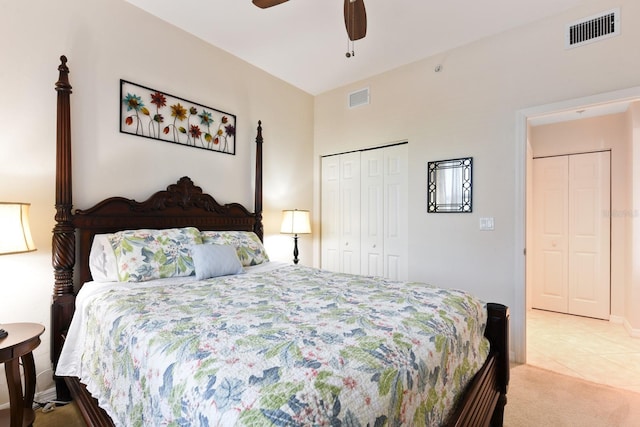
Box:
88;234;119;282
190;244;244;280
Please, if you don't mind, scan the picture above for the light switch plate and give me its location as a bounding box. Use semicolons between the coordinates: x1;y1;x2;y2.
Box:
480;217;495;231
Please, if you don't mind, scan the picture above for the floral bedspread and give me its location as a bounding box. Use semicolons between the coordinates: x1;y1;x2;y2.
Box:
77;265;489;426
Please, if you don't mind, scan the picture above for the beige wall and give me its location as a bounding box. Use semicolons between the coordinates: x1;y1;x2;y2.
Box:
3;0;640;406
530;112;632;323
0;0;313;404
631;103;640;332
313;0;640;359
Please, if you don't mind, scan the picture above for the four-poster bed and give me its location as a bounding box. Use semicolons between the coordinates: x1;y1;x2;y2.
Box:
51;56;509;426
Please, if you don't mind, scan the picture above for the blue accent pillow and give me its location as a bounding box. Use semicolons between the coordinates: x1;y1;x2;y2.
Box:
190;244;244;280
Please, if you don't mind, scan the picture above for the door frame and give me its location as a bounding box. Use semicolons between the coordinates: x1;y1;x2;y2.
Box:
514;85;640;363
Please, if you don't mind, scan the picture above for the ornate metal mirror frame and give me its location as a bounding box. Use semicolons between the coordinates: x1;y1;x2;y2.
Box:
427;157;472;213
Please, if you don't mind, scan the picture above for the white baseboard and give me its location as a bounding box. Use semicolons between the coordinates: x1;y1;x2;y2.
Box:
610;314;640;337
0;387;60;411
609;314;624;324
35;387;58;406
624;319;640;338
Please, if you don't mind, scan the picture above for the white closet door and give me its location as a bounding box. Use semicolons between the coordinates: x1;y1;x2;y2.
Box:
567;152;610;319
532;152;610;319
322;145;407;279
532;156;570;312
383;144;408;281
360;149;384;277
339;152;361;274
321;155;340;272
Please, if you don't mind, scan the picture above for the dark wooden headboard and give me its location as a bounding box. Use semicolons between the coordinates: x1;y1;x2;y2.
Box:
50;55;264;398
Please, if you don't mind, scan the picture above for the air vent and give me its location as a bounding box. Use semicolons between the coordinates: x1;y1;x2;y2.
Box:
348;87;370;108
565;8;620;49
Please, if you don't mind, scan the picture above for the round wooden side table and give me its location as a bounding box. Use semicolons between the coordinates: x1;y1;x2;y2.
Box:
0;323;45;427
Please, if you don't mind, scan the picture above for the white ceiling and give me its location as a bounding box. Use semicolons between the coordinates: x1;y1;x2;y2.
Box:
126;0;597;95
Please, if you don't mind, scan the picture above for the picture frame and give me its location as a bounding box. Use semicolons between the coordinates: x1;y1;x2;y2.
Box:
120;80;236;155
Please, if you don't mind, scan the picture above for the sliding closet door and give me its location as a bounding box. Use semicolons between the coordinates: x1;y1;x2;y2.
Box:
532;151;610;319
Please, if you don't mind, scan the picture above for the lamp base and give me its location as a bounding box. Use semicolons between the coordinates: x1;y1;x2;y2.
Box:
293;234;300;264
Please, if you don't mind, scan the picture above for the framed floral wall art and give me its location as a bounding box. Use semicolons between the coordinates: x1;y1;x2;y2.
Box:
120;80;236;155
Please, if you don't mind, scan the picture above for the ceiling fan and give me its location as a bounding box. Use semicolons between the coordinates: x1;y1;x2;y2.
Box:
252;0;367;42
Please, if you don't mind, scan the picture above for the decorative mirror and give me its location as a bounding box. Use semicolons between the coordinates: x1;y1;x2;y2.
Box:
427;157;472;213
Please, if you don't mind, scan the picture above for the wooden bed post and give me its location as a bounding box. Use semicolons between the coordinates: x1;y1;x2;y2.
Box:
51;55;75;400
487;303;510;426
254;120;264;241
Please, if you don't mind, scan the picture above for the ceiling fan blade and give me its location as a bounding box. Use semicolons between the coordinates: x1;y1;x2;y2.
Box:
252;0;289;9
344;0;367;41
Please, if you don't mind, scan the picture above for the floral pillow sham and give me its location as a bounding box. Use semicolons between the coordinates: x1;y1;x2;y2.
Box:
200;230;269;266
107;227;202;282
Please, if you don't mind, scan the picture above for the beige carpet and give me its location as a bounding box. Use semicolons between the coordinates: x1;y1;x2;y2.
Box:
32;365;640;426
505;364;640;427
33;401;86;427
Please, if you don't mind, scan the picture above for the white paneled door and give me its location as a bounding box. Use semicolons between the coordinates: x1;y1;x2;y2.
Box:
339;152;362;274
321;155;340;272
321;152;361;274
321;144;408;280
360;144;408;280
360;149;385;277
532;151;610;319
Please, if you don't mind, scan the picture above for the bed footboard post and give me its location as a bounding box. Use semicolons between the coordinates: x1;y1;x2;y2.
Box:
486;303;509;426
52;55;76;401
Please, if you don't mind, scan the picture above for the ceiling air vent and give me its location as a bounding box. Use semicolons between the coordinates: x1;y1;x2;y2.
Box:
565;8;620;49
348;87;370;108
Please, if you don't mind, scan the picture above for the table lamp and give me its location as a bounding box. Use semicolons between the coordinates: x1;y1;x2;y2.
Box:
0;202;36;338
280;209;311;264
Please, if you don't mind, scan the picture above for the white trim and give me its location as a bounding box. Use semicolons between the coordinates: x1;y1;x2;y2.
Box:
624;319;640;338
514;85;640;364
35;387;58;406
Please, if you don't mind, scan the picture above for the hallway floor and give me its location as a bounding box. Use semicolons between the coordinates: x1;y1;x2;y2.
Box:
527;308;640;394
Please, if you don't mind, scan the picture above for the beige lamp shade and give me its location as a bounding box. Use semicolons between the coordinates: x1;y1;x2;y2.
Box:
280;209;311;235
0;202;36;255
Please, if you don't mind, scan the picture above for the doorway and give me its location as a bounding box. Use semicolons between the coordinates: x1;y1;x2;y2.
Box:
513;86;640;367
512;87;640;392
